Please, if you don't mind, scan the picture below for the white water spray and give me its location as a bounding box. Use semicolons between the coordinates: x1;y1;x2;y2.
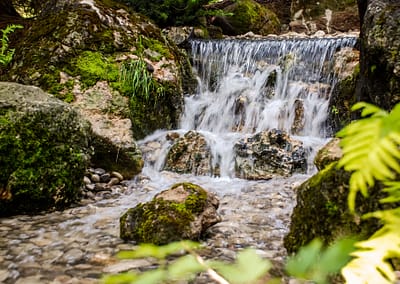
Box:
141;36;357;177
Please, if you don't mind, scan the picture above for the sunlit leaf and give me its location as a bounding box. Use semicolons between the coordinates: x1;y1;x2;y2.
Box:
102;272;138;284
133;269;166;284
212;249;271;284
286;239;323;278
118;241;200;260
168;254;205;280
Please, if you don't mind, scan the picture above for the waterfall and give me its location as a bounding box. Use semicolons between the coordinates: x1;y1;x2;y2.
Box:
182;37;357;136
141;36;357;177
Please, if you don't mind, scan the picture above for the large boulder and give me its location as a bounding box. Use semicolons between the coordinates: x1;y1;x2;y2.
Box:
120;183;221;244
0;0;195;139
284;162;382;253
0;82;92;216
356;0;400;110
234;129;307;180
163;131;215;176
210;0;280;36
72;81;143;179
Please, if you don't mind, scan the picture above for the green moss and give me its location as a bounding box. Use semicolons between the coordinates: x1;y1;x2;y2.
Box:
0;108;89;216
73;51;119;88
225;0;280;35
141;37;172;61
120;183;209;244
284;162;383;253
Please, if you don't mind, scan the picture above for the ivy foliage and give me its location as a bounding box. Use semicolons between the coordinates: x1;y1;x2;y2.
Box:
0;24;23;66
338;102;400;283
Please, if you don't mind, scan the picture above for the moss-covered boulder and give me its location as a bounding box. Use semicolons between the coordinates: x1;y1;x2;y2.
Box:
356;0;400;110
284;162;382;254
120;183;221;244
217;0;280;36
0;0;195;139
0;82;92;216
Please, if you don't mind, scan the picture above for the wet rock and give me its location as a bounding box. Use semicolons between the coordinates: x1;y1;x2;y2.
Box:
61;248;84;264
90;174;101;183
110;171;123;181
357;0;400;110
234;129;307;180
164;131;215;176
103;259;154;274
83;176;91;185
0;82;92;216
291;99;305;135
314;138;343;171
100;173;111;183
120;182;221;244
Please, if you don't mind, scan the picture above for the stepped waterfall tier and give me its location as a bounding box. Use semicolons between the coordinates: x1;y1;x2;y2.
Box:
141;36;358;177
185;37;357;136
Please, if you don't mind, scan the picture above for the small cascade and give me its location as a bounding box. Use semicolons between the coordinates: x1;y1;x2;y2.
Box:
184;37;357;136
141;36;357;177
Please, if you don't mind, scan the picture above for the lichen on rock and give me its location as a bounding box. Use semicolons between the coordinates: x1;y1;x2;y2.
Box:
120;182;221;245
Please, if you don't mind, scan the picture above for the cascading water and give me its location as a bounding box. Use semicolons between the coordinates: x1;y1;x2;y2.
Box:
142;36;357;177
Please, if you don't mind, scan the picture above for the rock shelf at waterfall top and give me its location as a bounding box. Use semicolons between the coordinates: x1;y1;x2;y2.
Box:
224;30;360;40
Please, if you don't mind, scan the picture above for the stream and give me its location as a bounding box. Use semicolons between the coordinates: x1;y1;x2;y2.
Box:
0;35;357;284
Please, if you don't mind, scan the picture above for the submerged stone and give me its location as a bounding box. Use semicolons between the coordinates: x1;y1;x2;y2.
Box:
120;182;221;245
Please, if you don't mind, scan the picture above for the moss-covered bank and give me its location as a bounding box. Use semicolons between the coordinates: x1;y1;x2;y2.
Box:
0;0;194;139
284;162;383;253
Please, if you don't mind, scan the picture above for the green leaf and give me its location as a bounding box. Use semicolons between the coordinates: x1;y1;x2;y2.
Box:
118;241;200;260
102;272;138;284
212;249;271;284
133;269;166;284
168;254;205;280
286;239;323;278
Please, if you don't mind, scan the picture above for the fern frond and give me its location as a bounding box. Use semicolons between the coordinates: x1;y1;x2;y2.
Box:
381;181;400;203
342;211;400;284
337;104;400;212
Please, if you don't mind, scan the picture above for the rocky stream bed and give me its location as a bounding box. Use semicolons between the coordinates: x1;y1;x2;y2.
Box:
0;169;308;284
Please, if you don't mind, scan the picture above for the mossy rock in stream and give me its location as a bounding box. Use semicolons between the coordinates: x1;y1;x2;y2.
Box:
221;0;280;36
284;162;385;253
120;182;221;244
0;82;92;216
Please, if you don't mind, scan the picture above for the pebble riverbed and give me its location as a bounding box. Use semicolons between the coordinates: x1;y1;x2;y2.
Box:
0;170;308;284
